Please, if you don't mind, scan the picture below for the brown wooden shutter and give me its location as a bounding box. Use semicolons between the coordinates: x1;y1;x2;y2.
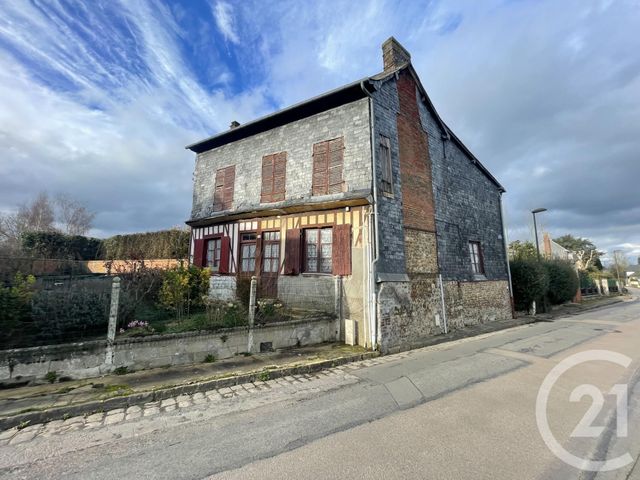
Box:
222;166;235;210
193;238;205;267
312;141;329;195
332;224;352;276
255;235;263;274
214;170;225;211
273;152;286;202
219;236;231;273
328;137;344;194
261;154;274;203
284;228;301;275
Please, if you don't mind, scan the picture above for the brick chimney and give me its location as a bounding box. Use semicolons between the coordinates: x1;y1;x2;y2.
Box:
382;37;411;73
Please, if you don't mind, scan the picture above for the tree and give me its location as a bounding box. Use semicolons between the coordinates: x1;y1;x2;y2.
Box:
0;192;56;251
55;194;95;236
508;240;537;260
610;250;629;285
553;234;603;271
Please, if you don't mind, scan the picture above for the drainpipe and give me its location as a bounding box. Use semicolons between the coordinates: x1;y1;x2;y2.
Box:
499;193;515;318
361;81;380;350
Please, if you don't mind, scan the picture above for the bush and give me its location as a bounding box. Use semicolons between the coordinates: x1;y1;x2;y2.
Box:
159;265;210;320
509;258;549;311
0;273;36;342
544;260;579;304
21;232;102;260
102;229;189;260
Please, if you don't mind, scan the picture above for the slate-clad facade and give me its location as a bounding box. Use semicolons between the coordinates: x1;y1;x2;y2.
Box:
186;38;512;353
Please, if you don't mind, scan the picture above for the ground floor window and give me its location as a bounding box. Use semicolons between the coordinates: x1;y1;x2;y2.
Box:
262;231;281;273
240;233;257;272
469;241;485;275
205;238;221;271
304;227;332;273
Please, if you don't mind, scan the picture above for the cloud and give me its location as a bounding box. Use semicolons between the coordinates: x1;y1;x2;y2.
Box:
212;1;240;44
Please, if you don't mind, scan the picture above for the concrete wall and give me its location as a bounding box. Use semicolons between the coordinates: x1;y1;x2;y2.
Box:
191;99;372;221
210;275;237;301
0;318;337;384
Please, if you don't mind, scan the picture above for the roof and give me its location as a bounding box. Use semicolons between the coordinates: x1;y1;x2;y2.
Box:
186;64;505;193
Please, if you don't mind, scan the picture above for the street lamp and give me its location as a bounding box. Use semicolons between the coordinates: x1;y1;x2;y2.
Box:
531;208;547;260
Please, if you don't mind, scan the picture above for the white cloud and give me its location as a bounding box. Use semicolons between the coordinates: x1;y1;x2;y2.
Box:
213;1;240;44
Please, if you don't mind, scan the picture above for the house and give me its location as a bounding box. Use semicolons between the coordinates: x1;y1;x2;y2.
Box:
186;38;513;353
627;259;640;287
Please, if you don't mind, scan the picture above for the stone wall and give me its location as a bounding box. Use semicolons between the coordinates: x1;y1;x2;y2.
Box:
191;99;372;221
404;229;438;274
210;275;237;301
0;318;338;384
443;280;512;329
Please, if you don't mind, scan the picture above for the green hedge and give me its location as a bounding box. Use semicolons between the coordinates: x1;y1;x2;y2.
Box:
545;260;579;304
21;232;103;260
509;258;549;311
102;229;189;259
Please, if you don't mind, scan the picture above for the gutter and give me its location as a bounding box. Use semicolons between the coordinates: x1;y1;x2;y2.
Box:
361;80;380;350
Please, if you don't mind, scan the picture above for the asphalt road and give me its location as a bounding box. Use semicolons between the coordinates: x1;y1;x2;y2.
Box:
2;293;639;480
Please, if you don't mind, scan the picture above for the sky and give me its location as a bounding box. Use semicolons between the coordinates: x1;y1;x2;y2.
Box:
0;0;639;263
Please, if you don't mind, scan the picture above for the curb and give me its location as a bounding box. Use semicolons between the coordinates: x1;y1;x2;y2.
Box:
531;296;628;322
0;351;379;431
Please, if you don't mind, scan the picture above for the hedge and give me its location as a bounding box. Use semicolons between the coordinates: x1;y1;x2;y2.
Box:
21;232;103;260
102;229;189;260
509;258;549;311
545;260;579;304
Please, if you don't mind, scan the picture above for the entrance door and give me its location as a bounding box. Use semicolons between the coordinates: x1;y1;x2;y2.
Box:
259;231;280;298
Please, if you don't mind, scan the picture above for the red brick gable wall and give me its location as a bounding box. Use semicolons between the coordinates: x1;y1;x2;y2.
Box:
396;71;436;232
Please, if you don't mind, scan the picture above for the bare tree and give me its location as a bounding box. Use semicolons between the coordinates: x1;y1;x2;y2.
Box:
55;194;95;236
0;192;56;250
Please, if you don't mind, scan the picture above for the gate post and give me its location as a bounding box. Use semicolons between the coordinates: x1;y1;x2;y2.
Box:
105;277;121;366
247;276;257;353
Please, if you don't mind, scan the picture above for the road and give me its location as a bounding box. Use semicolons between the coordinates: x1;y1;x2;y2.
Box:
1;293;639;479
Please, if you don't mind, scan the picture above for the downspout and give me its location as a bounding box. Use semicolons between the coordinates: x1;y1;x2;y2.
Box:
361;81;380;350
499;193;516;318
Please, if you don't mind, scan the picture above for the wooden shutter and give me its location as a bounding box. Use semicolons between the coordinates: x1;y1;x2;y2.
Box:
273;152;286;202
255;235;263;274
283;228;301;275
328;137;344;194
219;236;231;273
261;153;286;203
332;224;352;276
380;136;393;193
312;141;329;195
193;238;205;267
214;166;235;211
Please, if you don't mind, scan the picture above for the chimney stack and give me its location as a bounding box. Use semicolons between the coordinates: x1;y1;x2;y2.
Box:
230;120;241;129
382;37;411;73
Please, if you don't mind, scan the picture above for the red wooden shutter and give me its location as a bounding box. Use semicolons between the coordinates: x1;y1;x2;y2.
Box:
312;142;329;195
332;224;352;276
193;238;205;267
284;228;301;275
328;137;344;194
261;154;274;203
273;152;286;202
219;236;231;273
222;166;235;210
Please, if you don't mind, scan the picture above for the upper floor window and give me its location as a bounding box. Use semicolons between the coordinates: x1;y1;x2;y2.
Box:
240;233;257;273
379;135;393;195
214;165;235;211
205;238;222;271
469;241;485;275
312;137;344;196
304;227;333;273
261;152;287;203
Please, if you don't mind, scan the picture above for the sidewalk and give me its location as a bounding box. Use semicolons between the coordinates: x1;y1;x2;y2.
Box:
0;292;632;431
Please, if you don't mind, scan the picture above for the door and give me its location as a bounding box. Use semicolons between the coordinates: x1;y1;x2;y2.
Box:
259;231;280;298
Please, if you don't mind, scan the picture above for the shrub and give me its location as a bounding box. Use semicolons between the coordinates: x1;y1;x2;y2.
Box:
544;260;579;304
21;232;103;260
159;265;210;320
509;258;549;311
102;229;189;260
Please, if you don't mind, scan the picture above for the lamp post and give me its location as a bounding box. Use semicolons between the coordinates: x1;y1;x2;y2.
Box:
531;208;547;260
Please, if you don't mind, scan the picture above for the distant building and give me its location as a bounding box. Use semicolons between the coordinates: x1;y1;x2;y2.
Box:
185;38;512;353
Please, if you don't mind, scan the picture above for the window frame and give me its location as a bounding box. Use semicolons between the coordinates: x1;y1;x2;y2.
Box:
261;230;281;273
303;227;333;274
379;135;393;195
239;232;258;273
205;237;222;272
469;241;485;276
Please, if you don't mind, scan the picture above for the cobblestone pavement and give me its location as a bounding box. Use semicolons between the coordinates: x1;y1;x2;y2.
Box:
0;353;409;451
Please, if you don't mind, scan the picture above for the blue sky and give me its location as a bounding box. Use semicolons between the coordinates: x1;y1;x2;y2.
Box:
0;0;639;261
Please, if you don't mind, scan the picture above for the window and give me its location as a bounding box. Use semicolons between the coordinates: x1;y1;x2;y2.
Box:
379;135;393;194
469;241;485;275
214;165;235;211
312;137;344;196
205;238;222;271
240;233;257;272
261;153;286;203
304;228;332;273
262;231;281;273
